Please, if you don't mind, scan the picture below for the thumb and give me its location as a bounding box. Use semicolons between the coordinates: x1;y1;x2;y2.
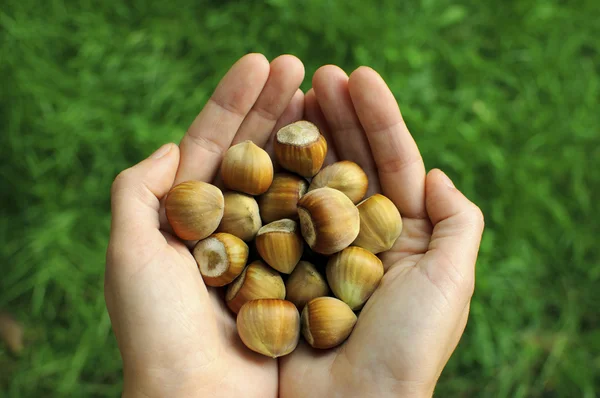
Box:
420;169;485;302
110;143;180;246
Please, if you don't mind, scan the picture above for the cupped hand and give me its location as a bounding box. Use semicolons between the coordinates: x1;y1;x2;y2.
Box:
279;66;485;398
105;54;305;398
105;54;485;398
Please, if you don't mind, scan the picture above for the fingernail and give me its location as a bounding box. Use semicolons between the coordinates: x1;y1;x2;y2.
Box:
150;143;172;159
440;170;455;188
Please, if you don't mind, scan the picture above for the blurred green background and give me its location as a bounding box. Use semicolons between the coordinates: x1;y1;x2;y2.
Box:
1;0;599;396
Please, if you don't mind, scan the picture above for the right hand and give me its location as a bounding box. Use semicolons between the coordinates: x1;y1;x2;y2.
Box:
105;53;305;398
280;65;485;398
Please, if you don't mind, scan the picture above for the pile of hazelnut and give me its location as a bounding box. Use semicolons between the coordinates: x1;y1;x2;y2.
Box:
165;121;402;358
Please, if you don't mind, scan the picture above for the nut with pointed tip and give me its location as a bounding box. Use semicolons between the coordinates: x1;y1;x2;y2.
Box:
285;261;329;310
297;187;360;255
301;297;357;349
221;140;274;195
309;161;368;204
193;233;248;287
353;194;403;254
226;261;286;313
274;121;327;177
258;173;308;223
255;219;303;274
217;192;262;241
165;181;224;241
326;246;384;310
237;299;300;358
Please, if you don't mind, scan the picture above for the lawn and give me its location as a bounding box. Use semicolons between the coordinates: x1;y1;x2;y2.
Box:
1;0;599;396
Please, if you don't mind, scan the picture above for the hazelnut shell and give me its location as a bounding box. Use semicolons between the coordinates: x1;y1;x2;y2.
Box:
237;299;300;358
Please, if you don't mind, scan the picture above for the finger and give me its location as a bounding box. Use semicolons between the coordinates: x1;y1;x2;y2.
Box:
110;143;180;247
348;66;427;218
313;65;377;183
265;88;305;161
419;169;485;303
304;88;338;165
175;53;270;184
232;55;305;147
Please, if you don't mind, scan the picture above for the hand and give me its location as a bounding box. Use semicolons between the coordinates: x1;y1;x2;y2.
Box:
105;54;305;398
279;66;485;398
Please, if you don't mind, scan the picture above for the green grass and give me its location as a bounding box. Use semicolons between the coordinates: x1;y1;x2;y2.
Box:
1;0;599;396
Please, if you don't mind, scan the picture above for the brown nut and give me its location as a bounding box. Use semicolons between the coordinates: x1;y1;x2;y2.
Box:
258;173;308;223
274;121;327;177
285;261;329;310
237;299;300;358
297;187;360;255
165;181;224;241
326;246;383;310
353;194;403;254
308;161;368;204
301;297;357;349
193;233;248;287
255;219;303;274
226;260;286;314
217;192;262;241
221;140;274;195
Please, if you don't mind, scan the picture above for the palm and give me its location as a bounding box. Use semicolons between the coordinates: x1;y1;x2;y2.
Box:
106;234;277;396
161;243;278;394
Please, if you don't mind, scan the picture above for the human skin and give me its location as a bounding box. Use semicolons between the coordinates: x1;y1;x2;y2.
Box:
105;54;484;398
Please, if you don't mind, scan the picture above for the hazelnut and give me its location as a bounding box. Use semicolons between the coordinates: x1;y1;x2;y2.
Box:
326;246;383;310
237;299;300;358
255;219;303;274
285;261;329;310
221;141;273;195
217;192;262;241
353;194;403;254
226;261;286;314
258;173;308;223
193;233;248;287
301;297;357;349
309;161;368;204
274;121;327;177
297;187;360;255
165;181;224;241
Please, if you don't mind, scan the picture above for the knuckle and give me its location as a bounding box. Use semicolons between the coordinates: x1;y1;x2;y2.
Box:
252;104;280;122
111;168;134;197
468;204;485;229
185;133;225;157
